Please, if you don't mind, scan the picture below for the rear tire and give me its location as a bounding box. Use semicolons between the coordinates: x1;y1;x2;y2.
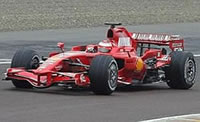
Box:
89;55;118;95
165;51;196;89
11;49;40;88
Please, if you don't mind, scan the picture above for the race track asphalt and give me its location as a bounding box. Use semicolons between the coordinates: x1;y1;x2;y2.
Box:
0;23;200;122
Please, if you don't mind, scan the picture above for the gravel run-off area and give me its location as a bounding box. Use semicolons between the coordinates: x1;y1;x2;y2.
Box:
0;0;200;32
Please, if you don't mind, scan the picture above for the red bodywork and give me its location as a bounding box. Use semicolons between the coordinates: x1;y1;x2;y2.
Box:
5;25;184;88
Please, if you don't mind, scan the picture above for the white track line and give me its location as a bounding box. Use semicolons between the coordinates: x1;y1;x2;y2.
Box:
0;59;11;60
194;54;200;57
0;59;12;64
0;59;11;61
140;113;200;122
0;62;11;65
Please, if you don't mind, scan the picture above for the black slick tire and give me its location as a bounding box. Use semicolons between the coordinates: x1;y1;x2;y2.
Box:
11;49;40;88
89;55;118;95
165;51;196;89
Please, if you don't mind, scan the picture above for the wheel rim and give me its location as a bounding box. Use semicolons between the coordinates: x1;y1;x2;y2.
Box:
108;61;118;91
30;55;40;69
185;58;196;84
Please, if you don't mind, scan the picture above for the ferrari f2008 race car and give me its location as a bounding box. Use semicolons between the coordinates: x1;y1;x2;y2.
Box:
4;23;196;95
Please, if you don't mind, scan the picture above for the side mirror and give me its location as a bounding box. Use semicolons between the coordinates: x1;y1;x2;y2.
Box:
57;42;65;52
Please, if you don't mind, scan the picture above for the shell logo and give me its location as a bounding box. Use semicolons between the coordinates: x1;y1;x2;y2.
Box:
135;58;144;72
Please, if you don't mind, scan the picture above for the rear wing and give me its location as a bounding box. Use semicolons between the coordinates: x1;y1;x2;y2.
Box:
131;32;184;51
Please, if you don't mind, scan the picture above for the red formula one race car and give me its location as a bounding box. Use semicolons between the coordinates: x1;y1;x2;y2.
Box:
4;23;196;95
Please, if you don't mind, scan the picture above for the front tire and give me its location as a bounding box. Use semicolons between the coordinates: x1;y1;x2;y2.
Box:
89;55;118;95
165;51;196;89
11;49;40;88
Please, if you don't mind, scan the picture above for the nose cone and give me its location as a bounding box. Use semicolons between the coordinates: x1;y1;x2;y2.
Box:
36;55;63;73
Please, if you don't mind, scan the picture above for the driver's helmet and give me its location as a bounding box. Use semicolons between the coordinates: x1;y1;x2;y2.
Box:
98;40;112;47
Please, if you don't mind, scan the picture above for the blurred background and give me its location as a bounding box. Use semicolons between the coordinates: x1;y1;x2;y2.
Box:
0;0;200;31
